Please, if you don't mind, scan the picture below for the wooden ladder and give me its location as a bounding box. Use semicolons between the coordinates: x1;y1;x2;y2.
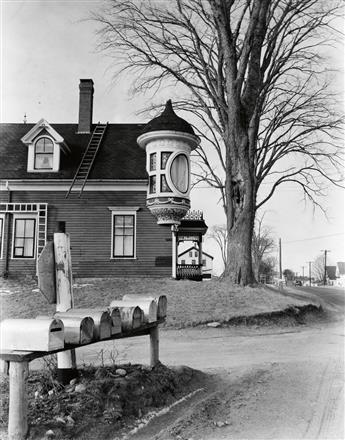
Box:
65;123;108;198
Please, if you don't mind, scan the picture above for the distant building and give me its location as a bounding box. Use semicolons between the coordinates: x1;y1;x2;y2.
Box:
335;262;345;287
178;245;213;278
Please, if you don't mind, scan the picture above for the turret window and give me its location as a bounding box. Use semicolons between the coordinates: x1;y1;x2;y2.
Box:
160;175;172;192
170;153;188;193
34;137;54;170
149;153;157;171
161;152;171;170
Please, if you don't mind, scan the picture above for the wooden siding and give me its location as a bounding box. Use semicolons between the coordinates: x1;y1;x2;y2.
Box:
0;191;172;278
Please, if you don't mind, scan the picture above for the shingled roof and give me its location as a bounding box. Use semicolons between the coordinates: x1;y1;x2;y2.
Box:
141;100;195;135
0;123;147;180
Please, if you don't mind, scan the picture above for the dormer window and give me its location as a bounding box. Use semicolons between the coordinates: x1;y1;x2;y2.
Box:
21;118;70;173
34;137;54;170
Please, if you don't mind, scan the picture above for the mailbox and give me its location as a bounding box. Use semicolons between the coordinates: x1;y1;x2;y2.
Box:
0;318;64;352
110;299;157;323
109;304;144;332
123;294;167;319
53;314;94;345
64;309;112;340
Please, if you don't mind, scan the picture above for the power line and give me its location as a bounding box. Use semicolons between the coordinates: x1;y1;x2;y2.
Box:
283;233;344;244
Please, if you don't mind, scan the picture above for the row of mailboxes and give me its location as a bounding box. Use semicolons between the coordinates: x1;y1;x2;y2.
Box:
0;295;167;352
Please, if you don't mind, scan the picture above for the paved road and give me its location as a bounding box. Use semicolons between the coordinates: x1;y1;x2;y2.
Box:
297;285;344;309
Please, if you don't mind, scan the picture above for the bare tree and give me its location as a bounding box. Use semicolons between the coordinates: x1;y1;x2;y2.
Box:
93;0;343;285
313;254;325;282
252;215;275;280
208;224;228;275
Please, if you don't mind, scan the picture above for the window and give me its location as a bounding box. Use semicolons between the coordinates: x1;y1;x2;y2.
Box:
0;216;3;258
170;154;189;193
150;153;157;171
195;251;198;257
181;259;185;265
149;175;156;194
202;259;206;266
161;152;171;170
160;175;172;192
13;218;36;258
189;251;192;257
113;215;135;258
34;137;54;170
192;259;196;265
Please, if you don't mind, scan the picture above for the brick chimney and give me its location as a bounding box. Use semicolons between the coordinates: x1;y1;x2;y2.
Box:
78;79;94;133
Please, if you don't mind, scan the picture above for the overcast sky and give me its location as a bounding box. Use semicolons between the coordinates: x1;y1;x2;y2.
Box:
1;0;344;276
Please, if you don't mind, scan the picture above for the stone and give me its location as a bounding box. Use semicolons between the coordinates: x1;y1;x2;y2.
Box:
48;389;54;396
207;322;221;328
54;416;65;424
115;368;127;376
75;383;87;393
69;378;77;386
66;415;75;425
45;430;55;438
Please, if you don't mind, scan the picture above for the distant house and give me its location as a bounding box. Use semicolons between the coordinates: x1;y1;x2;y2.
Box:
335;262;345;287
178;245;213;278
0;79;204;279
326;266;337;282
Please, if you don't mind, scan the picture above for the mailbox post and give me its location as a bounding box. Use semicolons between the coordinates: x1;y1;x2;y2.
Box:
54;232;77;384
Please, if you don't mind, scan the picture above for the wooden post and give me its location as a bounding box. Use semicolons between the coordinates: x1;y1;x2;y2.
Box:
54;232;77;384
8;361;28;440
150;325;159;367
171;225;177;279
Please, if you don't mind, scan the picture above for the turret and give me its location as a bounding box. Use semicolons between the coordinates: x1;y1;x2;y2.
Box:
137;100;200;225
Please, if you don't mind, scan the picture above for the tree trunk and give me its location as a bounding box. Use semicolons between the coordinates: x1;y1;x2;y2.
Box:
223;136;257;286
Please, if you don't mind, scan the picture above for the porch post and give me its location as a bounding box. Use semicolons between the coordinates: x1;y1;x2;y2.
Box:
172;225;177;279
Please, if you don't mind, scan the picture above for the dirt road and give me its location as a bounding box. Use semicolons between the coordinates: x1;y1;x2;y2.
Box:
67;318;344;440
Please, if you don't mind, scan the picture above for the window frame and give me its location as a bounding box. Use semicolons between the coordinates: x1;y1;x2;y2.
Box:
0;214;4;259
110;209;138;260
34;136;54;170
11;214;37;259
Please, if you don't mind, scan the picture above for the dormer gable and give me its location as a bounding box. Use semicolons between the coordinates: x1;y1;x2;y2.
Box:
21;118;70;173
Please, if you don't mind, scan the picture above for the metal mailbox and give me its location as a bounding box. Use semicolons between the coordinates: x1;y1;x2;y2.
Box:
123;294;167;319
107;307;122;335
109;304;144;332
110;299;157;323
0;318;64;352
64;309;112;340
53;314;94;345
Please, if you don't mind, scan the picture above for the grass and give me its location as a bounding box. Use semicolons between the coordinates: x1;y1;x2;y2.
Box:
0;277;312;328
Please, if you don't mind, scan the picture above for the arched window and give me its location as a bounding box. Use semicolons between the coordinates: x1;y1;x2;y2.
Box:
34;137;54;170
170;154;189;193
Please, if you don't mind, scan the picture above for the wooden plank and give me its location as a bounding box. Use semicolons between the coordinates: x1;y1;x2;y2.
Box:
150;326;159;367
8;361;28;440
37;241;56;304
54;233;77;379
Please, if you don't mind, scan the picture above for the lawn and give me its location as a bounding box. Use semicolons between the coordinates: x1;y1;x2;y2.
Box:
0;277;312;328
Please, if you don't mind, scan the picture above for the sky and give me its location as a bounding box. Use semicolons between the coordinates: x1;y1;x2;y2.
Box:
1;0;344;276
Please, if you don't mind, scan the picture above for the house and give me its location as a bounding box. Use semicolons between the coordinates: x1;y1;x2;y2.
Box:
0;79;205;279
178;245;213;279
335;262;345;287
326;266;337;283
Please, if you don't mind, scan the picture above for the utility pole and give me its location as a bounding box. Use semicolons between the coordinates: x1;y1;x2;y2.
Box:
321;250;331;286
279;238;282;279
301;266;305;282
307;261;312;286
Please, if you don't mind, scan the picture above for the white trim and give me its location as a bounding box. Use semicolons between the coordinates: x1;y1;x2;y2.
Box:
0;214;4;259
11;213;38;260
1;180;148;192
21;118;64;144
110;210;137;260
137;130;200;150
108;206;140;212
